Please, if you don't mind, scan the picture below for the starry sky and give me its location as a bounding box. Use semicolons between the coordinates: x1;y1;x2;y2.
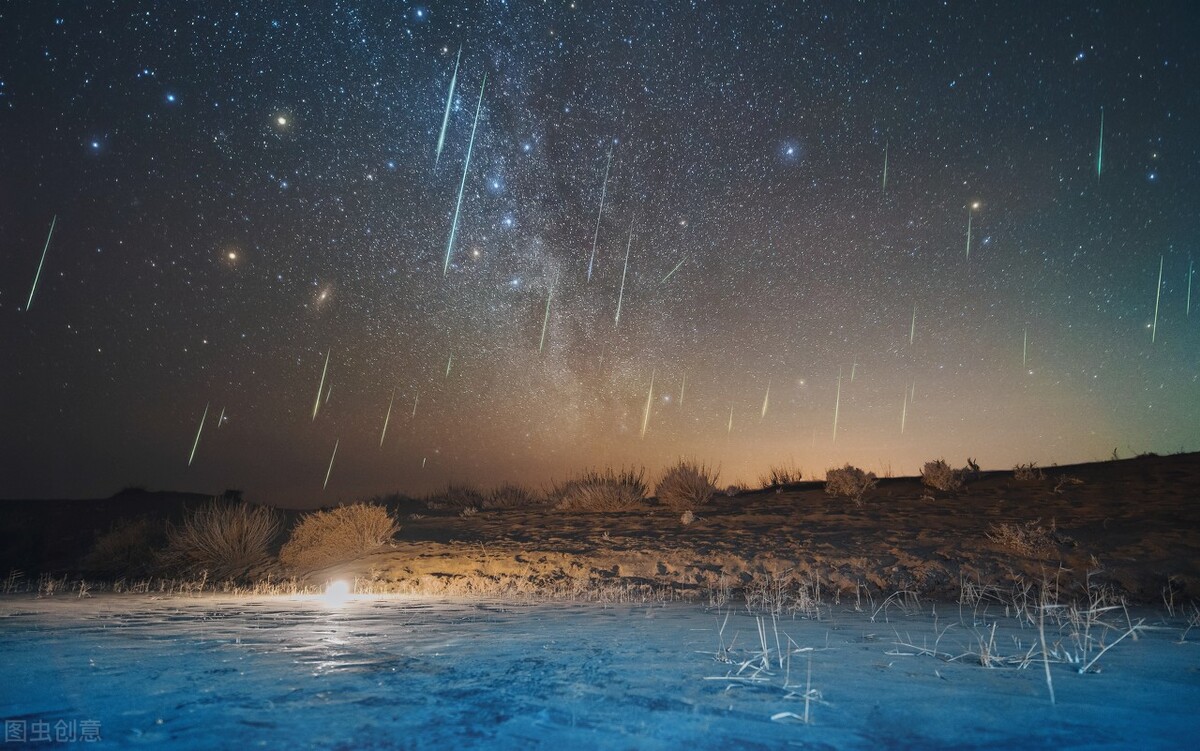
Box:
3;1;1198;507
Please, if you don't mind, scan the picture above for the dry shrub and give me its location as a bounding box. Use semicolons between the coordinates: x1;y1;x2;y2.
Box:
551;467;646;512
1013;462;1046;481
824;464;878;505
85;516;164;577
481;484;540;510
921;459;964;493
759;465;803;490
655;460;718;512
279;503;400;571
425;484;485;511
161;500;281;580
986;521;1057;558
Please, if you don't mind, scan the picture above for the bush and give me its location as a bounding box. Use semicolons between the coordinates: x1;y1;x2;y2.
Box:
551;467;647;512
161;500;281;580
759;465;803;490
481;484;541;510
279;503;401;571
921;459;964;492
824;465;878;505
655;460;718;512
85;516;164;577
425;484;485;511
1013;462;1045;481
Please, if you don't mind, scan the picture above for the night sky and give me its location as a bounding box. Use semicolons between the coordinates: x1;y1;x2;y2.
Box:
4;2;1198;507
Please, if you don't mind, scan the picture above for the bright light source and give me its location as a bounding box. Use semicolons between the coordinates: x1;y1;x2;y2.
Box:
323;580;351;605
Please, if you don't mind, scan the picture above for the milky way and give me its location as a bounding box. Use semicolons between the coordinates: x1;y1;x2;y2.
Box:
3;2;1198;506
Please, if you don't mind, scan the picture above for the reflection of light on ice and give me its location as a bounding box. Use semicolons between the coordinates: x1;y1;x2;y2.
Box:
322;580;350;606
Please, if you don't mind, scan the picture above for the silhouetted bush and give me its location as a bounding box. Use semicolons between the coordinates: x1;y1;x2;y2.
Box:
922;459;964;492
84;516;164;577
161;500;281;580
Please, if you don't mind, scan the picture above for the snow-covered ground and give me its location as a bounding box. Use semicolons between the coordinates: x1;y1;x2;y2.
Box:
1;594;1196;749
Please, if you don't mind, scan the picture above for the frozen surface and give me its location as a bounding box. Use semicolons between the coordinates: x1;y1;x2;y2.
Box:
1;595;1197;749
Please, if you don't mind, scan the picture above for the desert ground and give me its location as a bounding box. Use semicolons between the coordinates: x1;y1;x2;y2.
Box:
2;453;1198;748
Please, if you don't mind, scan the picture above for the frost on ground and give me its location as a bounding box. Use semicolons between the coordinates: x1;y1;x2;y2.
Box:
0;595;1197;750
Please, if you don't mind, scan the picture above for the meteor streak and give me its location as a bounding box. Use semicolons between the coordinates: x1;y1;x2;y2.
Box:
641;369;655;438
727;404;734;435
443;72;487;276
587;146;613;282
832;372;842;444
679;373;686;407
380;387;396;447
188;402;209;467
881;140;888;193
660;256;686;284
1151;254;1163;343
434;46;461;168
760;380;770;421
312;350;330;421
900;389;908;434
412;392;420;418
25;215;57;311
909;306;916;345
217;406;226;428
323;439;339;490
1187;258;1193;317
446;353;454;377
1096;107;1104;181
1022;328;1028;367
614;217;634;328
539;274;558;352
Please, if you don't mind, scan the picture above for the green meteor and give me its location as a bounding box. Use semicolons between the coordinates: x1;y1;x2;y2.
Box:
312;350;330;421
434;46;461;168
25;215;57;311
444;72;487;276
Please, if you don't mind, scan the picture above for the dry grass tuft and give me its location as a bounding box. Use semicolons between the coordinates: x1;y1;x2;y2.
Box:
279;503;401;571
480;484;541;510
656;460;719;512
425;484;485;511
759;465;803;490
824;465;878;505
1013;462;1046;481
551;467;647;512
161;500;281;580
921;459;964;493
986;520;1058;558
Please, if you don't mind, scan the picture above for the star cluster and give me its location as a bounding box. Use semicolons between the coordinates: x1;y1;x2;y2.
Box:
3;2;1197;505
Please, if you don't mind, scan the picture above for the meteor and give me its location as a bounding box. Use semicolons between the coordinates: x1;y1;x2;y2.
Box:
909;306;916;345
1188;257;1194;317
900;389;908;434
445;353;453;377
850;363;857;383
412;392;420;418
434;46;461;168
380;387;396;447
1151;254;1163;343
760;379;770;421
1022;328;1028;367
831;371;842;444
188;402;209;467
727;404;734;435
217;406;226;429
640;369;655;439
539;274;558;352
881;140;889;193
1096;106;1104;181
443;72;487;276
25;215;57;311
587;146;613;282
660;255;686;285
679;373;686;407
615;217;634;328
312;349;330;421
323;439;339;490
